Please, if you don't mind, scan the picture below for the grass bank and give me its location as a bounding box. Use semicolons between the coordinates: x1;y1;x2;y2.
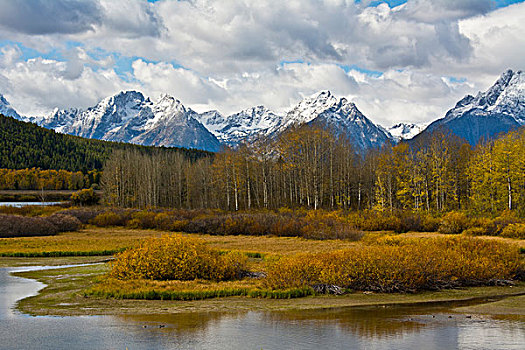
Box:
12;263;525;317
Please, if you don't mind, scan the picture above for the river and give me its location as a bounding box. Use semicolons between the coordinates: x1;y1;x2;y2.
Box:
0;202;63;207
0;266;524;350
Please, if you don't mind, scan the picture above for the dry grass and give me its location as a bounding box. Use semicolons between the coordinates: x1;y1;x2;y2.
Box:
1;226;523;257
0;226;160;254
0;226;361;256
400;231;525;248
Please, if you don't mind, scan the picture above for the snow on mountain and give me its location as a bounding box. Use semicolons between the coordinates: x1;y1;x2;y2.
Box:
26;70;525;152
421;70;525;145
194;106;284;146
0;94;22;120
273;91;391;151
38;91;221;152
273;90;340;133
387;123;427;141
130;94;221;151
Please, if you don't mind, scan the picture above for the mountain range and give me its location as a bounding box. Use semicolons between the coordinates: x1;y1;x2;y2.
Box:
1;69;524;152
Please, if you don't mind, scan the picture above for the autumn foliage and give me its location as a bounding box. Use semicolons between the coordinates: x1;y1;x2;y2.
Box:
109;235;247;281
264;237;523;292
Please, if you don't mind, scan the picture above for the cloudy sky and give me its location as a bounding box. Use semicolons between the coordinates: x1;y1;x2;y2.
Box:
0;0;524;127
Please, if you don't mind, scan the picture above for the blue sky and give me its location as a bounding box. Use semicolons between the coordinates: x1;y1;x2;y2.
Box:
0;0;524;126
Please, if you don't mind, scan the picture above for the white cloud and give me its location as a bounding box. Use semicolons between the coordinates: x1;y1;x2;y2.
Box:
131;59;226;104
0;0;524;127
0;50;135;116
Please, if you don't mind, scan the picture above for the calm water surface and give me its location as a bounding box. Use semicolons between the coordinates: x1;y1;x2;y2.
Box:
0;266;524;350
0;202;63;207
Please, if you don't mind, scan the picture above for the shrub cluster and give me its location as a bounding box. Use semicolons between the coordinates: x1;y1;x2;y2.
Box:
346;210;440;233
85;208;364;241
501;223;525;239
438;211;470;234
264;237;523;293
463;210;524;237
70;188;100;206
57;208;107;224
0;213;81;237
109;235;248;281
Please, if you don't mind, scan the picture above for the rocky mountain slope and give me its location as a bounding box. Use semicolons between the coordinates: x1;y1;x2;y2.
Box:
0;94;22;120
37;91;221;152
194;106;283;146
419;70;525;144
274;91;392;150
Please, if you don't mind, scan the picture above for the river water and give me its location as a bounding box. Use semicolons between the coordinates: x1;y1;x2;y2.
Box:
0;202;63;207
1;266;524;350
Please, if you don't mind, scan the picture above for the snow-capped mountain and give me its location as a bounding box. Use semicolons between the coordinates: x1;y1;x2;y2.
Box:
8;69;525;152
0;94;22;120
273;91;391;151
387;123;426;141
38;91;221;152
420;70;525;145
194;106;283;146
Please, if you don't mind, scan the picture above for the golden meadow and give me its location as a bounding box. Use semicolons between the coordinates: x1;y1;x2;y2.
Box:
1;205;524;300
85;233;523;300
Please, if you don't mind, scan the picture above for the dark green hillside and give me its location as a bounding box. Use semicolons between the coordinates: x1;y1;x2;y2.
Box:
0;114;212;172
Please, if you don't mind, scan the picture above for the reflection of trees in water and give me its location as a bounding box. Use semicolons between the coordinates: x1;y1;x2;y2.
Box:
113;299;523;344
117;311;246;335
262;305;435;339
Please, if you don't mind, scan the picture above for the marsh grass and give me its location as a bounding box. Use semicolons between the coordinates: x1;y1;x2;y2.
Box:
87;278;315;300
88;278;258;300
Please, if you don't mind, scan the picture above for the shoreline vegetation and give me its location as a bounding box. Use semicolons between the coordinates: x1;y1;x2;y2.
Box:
10;262;525;318
1;223;524;318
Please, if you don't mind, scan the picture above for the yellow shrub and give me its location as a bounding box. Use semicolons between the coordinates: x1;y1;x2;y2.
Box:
438;211;470;234
264;237;522;292
153;212;188;231
501;223;525;239
127;211;157;229
90;211;126;226
109;234;247;281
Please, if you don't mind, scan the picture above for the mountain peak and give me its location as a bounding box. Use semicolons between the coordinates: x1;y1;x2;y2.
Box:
273;91;390;151
388;123;426;141
0;93;22;120
418;69;525;145
194;105;284;146
107;90;145;104
38;91;220;151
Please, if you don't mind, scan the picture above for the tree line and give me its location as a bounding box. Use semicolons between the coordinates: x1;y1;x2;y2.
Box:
0;114;210;172
0;168;101;190
101;124;525;216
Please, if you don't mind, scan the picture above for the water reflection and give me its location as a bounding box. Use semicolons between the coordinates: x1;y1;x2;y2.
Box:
1;266;524;350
